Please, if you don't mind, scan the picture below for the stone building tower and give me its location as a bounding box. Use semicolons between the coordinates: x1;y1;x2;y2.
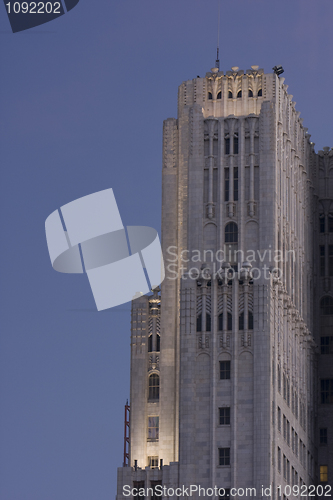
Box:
116;66;333;499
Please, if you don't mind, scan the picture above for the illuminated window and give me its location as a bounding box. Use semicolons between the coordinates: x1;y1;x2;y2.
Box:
320;465;328;483
258;88;262;97
147;416;159;441
220;361;231;380
148;374;159;401
219;407;230;425
219;447;230;466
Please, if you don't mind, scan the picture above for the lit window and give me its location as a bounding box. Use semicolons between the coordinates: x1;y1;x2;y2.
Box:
237;90;242;98
228;91;233;99
258;88;262;97
147;416;159;441
217;91;222;100
320;465;328;483
208;92;213;100
321;379;333;404
320;428;328;445
220;361;231;380
148;374;159;401
321;296;333;315
219;447;230;466
148;456;159;468
219;407;230;425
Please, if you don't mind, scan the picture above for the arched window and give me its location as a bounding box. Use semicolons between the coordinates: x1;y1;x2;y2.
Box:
208;92;213;100
320;296;333;315
217;91;222;100
148;374;159;401
258;88;262;97
225;222;238;243
148;335;153;352
237;90;242;98
156;334;160;352
228;91;233;99
248;89;253;97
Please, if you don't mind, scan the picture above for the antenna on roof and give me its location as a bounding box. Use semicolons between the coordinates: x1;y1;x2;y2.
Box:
215;0;221;70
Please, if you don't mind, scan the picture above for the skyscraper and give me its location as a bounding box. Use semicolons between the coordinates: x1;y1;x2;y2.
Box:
116;65;333;499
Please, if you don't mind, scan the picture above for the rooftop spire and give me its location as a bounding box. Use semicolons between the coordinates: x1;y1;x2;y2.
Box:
215;0;221;70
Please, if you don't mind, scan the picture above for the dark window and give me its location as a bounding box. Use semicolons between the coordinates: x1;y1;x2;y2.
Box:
220;361;231;380
321;336;333;354
248;311;253;330
219;407;230;425
278;447;281;472
329;214;333;232
133;481;145;500
320;245;325;276
320;428;328;445
219;447;230;466
225;222;238;243
321;296;333;315
233;166;238;200
213;168;218;202
329;246;333;276
148;374;159;401
248;89;253;97
219;489;230;500
148;456;159;468
278;365;281;393
320;214;325;233
204;169;209;203
156;334;160;352
217;91;222;100
225;137;230;155
148;335;153;352
218;313;223;331
196;313;202;332
151;481;162;500
227;312;232;331
233;136;239;155
147;416;159;440
321;379;333;404
206;313;211;332
228;91;233;99
258;88;262;97
208;92;213;100
237;90;242;98
239;312;244;330
224;168;229;201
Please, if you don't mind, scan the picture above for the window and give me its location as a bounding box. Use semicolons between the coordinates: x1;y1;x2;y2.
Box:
156;334;160;352
225;138;230;155
218;313;223;331
239;311;253;330
258;88;262;97
220;361;231;380
278;447;281;472
321;296;333;315
239;312;244;330
320;465;328;483
218;313;232;331
206;313;211;332
197;313;202;332
283;454;287;480
287;420;290;446
277;365;281;393
233;167;238;199
225;222;238;243
219;489;230;500
228;91;233;99
320;214;325;233
148;374;159;401
224;168;229;200
321;379;333;404
148;335;153;352
329;214;333;232
147;416;159;441
248;311;253;330
320;245;325;276
237;90;242;98
233;137;239;155
320;429;328;444
321;336;333;354
217;91;222;100
278;407;281;432
151;481;162;500
208;92;213;100
148;456;159;468
283;415;287;440
248;89;253;97
329;245;333;276
219;447;230;466
133;481;145;500
219;407;230;425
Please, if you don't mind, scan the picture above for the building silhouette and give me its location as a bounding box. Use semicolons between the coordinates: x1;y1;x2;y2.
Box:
116;65;333;499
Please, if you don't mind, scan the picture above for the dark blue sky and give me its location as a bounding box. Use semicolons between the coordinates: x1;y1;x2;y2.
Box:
0;1;332;499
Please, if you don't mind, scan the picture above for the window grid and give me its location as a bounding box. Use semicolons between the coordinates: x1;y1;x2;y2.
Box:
219;407;231;425
219;447;230;466
220;361;231;380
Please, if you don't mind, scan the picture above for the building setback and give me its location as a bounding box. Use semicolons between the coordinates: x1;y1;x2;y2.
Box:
116;65;333;499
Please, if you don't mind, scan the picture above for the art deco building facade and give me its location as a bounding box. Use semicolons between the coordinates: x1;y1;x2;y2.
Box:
116;65;333;499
